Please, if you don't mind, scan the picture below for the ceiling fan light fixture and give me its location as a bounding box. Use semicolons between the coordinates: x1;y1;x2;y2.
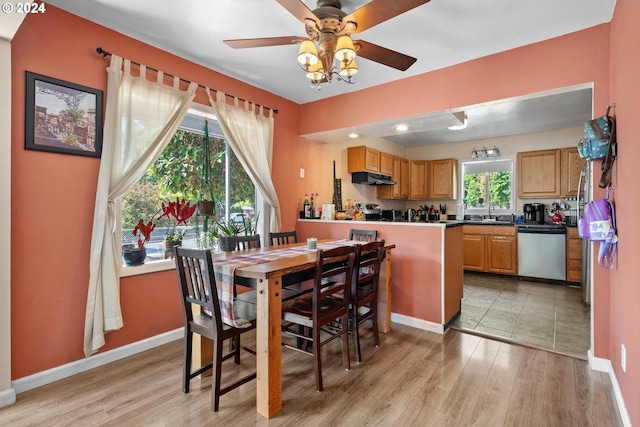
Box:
339;58;358;77
335;35;356;63
305;61;325;81
394;124;409;132
297;40;319;66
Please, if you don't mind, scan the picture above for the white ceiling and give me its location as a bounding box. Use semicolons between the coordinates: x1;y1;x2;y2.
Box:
43;0;613;145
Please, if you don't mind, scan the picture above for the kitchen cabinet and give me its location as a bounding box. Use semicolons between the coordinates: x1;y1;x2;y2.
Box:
409;160;429;200
560;147;586;197
377;155;408;200
566;227;582;283
347;145;380;173
379;151;394;176
400;158;410;199
430;158;458;200
517;149;561;198
463;225;518;275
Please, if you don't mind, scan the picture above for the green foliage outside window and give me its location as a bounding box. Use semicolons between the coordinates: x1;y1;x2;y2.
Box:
463;171;511;209
121;128;256;229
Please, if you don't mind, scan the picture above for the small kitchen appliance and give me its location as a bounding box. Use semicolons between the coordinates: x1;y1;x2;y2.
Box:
355;203;381;221
523;203;545;224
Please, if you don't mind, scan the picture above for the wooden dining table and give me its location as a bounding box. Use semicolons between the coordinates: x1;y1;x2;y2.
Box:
192;239;395;418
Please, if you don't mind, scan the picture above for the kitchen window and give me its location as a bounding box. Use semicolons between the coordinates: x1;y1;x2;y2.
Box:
119;107;256;271
460;158;515;214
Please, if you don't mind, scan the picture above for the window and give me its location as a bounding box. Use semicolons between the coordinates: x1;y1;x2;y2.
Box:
460;158;515;214
120;108;256;265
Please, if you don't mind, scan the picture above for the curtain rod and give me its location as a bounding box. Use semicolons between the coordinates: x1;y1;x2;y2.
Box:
96;47;278;114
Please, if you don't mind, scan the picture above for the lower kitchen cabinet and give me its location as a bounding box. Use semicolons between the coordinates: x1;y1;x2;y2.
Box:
463;225;518;275
566;227;582;282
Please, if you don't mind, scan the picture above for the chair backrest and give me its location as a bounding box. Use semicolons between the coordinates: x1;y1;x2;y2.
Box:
226;234;261;251
173;247;223;333
313;245;356;313
269;231;297;246
354;239;385;297
349;229;378;242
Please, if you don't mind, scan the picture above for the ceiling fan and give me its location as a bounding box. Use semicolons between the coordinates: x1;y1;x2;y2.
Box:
223;0;430;86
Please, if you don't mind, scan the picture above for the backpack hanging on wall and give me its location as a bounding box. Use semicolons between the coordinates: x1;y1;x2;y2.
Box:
577;105;617;188
579;186;617;269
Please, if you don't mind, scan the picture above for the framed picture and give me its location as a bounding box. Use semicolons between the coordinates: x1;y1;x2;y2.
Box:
25;71;103;158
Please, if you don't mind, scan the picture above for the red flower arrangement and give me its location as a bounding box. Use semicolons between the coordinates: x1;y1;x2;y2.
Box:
132;218;156;249
158;198;197;242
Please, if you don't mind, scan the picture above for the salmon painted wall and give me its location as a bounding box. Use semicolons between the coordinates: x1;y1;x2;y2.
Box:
296;221;444;323
10;6;301;379
298;25;613;359
609;0;640;424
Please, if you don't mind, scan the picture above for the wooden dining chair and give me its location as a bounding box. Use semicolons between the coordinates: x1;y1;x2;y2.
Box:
281;245;356;391
351;239;385;362
173;246;256;412
226;234;261;251
349;229;378;242
269;230;297;246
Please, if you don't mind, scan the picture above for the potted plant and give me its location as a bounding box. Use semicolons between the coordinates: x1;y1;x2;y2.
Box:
216;211;260;251
198;120;216;216
123;218;156;266
158;198;197;258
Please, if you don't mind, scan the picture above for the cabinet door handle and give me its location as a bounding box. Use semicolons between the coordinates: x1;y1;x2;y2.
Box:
494;236;506;239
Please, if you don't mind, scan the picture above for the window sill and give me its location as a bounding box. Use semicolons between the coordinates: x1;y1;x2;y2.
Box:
120;259;174;277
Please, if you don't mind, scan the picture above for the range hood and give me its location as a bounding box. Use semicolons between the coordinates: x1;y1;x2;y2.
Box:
351;172;396;186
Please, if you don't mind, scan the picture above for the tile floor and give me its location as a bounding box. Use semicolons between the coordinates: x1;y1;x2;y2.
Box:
451;272;591;359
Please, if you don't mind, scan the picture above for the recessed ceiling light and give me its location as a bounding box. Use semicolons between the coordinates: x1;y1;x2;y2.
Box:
348;132;359;139
394;124;409;132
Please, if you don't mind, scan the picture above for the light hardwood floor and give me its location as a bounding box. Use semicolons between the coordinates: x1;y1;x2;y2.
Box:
0;325;622;426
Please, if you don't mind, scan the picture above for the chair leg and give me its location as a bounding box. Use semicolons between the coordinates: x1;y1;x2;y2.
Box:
371;308;380;348
184;331;193;393
353;307;362;363
312;326;323;392
213;338;223;412
234;335;241;364
341;313;351;370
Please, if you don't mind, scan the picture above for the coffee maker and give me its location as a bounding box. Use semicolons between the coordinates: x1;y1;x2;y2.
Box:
523;203;545;224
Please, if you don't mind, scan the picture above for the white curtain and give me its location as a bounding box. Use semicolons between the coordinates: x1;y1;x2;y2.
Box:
208;90;281;232
84;55;197;357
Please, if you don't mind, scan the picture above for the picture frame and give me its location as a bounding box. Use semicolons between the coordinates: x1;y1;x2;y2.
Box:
25;71;103;158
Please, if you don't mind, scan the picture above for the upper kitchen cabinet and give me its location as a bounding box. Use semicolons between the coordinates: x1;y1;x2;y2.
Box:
409;160;429;200
377;155;407;199
348;145;380;173
517;149;561;198
429;158;458;200
379;151;394;176
560;147;586;197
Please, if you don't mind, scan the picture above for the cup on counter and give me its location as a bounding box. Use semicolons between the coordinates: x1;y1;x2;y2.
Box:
307;238;317;249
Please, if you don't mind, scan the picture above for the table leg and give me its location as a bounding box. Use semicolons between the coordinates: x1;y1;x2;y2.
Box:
255;275;282;418
378;248;393;333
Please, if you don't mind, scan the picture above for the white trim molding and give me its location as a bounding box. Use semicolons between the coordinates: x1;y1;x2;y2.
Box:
0;388;16;409
12;328;184;394
391;312;445;334
589;350;631;427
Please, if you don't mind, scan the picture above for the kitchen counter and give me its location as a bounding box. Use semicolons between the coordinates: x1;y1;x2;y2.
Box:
296;219;464;332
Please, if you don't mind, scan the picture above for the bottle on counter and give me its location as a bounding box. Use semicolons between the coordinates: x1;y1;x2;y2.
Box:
309;192;315;218
303;194;310;218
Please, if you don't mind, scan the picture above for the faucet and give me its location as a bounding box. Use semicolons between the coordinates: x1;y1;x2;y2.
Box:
488;204;493;219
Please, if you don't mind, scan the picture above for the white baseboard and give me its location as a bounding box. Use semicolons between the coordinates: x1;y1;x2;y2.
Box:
0;388;16;409
588;350;631;427
391;312;444;334
11;328;184;394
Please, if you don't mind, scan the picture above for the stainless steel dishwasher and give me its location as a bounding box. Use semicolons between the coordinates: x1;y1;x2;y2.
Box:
517;224;567;281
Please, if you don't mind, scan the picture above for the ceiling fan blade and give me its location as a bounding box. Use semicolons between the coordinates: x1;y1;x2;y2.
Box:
224;36;306;49
344;0;430;33
276;0;319;25
354;40;417;71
